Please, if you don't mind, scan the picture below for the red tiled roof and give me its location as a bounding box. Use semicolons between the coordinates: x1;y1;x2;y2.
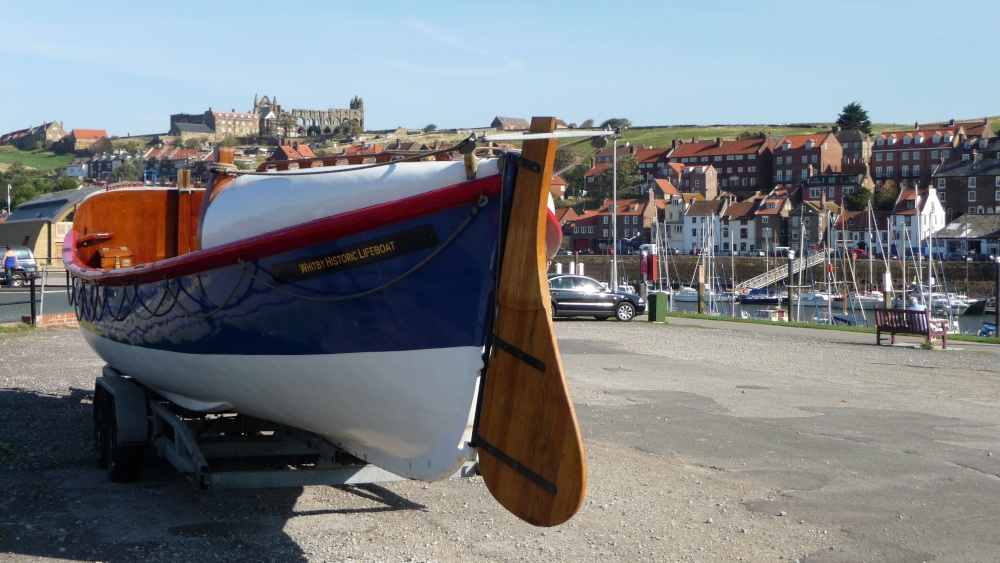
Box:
652;178;679;196
756;197;786;216
668;138;766;159
774;133;831;152
722;201;755;220
685;200;725;216
72;129;108;140
634;148;670;164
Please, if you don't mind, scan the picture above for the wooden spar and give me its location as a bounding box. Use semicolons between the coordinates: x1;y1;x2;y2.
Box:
477;117;587;527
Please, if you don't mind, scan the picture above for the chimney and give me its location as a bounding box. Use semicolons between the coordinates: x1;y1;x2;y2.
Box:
821;190;827;208
716;137;723;148
914;121;919;130
949;118;956;126
672;139;678;149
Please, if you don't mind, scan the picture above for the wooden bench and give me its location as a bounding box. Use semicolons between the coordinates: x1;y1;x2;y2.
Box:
873;307;948;349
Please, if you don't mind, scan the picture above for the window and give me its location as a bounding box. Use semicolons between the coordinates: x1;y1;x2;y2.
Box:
943;150;950;158
691;228;697;236
810;187;821;199
751;177;756;186
811;155;818;164
996;177;1000;187
804;217;811;226
913;165;920;177
802;156;808;164
931;150;938;159
714;156;722;162
777;156;783;165
913;150;920;159
602;229;609;237
887;153;894;161
603;216;608;224
887;166;894;177
588;227;594;233
573;226;579;234
876;166;883;177
700;157;708;162
938;178;946;189
969;206;977;214
723;228;729;237
996;190;1000;202
969;177;977;188
695;180;700;188
969;191;976;202
726;155;733;161
902;152;909;161
902;166;909;177
761;216;769;223
736;155;743;160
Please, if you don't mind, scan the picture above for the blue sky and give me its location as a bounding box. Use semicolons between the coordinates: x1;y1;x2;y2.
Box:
1;1;995;137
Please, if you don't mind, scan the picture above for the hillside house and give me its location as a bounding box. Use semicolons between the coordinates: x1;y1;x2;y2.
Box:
666;136;775;198
773;133;843;189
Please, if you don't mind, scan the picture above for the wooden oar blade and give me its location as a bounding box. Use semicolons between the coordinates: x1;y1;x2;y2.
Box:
477;117;587;527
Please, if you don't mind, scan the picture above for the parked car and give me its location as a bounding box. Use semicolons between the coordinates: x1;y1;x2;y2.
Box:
742;249;765;257
547;274;646;322
851;249;870;260
556;248;571;256
0;246;39;287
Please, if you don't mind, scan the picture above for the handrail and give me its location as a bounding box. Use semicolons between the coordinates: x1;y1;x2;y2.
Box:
739;251;826;290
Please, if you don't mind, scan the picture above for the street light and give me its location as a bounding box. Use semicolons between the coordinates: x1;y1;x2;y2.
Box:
786;249;796;321
610;127;623;291
6;184;11;216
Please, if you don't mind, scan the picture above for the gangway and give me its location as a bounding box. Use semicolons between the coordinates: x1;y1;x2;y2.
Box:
738;251;826;290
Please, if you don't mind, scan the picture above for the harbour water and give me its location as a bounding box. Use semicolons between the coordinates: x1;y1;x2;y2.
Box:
664;298;995;335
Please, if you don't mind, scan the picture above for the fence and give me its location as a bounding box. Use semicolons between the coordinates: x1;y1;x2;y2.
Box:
0;267;76;327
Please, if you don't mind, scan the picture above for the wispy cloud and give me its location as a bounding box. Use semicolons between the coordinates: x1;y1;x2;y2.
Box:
358;18;522;75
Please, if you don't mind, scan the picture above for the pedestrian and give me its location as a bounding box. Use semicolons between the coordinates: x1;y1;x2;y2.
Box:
2;245;17;288
906;296;926;312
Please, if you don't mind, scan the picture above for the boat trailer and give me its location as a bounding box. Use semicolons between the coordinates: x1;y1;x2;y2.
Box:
92;365;478;488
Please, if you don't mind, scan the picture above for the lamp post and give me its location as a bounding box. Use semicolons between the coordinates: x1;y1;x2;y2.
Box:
611;134;618;291
5;184;10;216
995;255;999;333
786;249;796;321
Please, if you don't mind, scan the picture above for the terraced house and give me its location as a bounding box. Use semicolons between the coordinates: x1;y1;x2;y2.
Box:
665;135;775;198
772;133;842;190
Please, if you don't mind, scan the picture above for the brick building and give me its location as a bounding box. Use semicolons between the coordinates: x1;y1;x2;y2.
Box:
665;135;775;198
773;133;842;189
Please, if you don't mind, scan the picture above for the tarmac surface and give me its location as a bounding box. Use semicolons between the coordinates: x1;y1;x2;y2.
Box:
1;319;999;561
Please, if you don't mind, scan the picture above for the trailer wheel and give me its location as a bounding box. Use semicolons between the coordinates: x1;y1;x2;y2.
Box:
95;390;145;482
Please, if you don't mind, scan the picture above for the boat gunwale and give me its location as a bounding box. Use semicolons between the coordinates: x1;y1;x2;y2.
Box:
63;173;504;287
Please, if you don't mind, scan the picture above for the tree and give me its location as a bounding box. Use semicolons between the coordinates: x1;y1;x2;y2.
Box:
579;119;595;129
736;130;757;141
170;137;186;148
599;118;632;131
423;124;437;133
590;154;641;202
183;137;204;149
340;119;363;140
836;101;873;136
873;180;899;211
218;136;240;148
277;113;298;140
111;159;144;182
89;137;113;155
843;187;874;211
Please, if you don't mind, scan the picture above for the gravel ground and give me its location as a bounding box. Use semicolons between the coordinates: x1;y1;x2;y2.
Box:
1;324;997;561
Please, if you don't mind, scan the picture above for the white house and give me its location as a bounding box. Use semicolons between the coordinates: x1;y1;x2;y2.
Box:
889;186;946;254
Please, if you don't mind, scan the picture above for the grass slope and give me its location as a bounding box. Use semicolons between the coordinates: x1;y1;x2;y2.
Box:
0;150;74;171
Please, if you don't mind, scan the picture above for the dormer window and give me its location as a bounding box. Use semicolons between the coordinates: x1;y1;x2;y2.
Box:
904;135;912;145
877;137;885;146
888;137;897;145
916;134;924;144
933;133;941;143
945;133;954;142
980;139;988;148
806;140;815;149
907;200;914;209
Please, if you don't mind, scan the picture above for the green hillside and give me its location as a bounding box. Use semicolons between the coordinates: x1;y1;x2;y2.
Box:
0;149;74;171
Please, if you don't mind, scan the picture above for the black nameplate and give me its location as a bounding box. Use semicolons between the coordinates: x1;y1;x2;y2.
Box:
271;225;439;283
